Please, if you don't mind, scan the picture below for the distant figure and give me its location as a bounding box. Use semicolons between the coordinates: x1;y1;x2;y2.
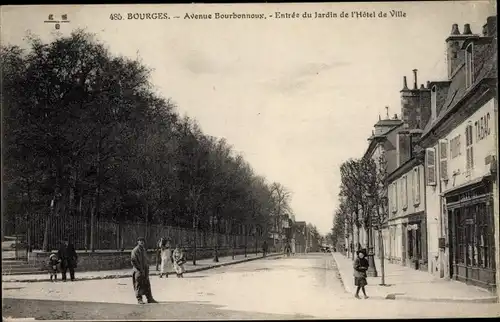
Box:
172;245;186;278
48;253;60;282
291;242;296;256
131;237;157;304
285;243;291;257
57;238;78;281
262;240;268;257
353;249;369;299
159;238;172;278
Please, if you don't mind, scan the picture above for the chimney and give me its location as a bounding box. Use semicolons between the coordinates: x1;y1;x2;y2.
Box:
487;16;497;37
450;23;460;35
402;76;408;90
412;69;418;90
463;24;472;35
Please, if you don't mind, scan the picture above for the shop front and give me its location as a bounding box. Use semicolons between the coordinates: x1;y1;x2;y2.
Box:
407;212;428;271
446;177;496;291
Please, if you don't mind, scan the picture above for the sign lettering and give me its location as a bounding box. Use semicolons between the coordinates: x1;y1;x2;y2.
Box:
474;112;491;142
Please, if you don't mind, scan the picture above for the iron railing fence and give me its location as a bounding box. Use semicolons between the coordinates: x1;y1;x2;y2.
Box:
9;213;258;252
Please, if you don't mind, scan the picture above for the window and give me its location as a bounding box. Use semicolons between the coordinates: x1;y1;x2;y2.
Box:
454;203;494;269
465;43;474;88
465;124;474;171
391;182;398;214
426;148;437;185
439;139;449;181
450;135;461;159
431;85;437;120
413;167;421;205
402;176;408;210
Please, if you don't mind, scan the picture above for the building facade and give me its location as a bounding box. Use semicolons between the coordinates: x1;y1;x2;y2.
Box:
387;146;428;271
364;116;404;259
420;18;497;290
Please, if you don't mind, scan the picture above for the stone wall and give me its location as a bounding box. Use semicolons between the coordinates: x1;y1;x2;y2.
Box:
28;246;261;272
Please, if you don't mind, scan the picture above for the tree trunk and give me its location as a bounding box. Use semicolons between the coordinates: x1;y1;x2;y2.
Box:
43;194;57;252
90;201;96;252
192;212;197;265
379;229;386;285
244;224;248;258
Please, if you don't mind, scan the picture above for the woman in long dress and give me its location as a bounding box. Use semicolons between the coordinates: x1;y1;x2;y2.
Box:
159;239;172;278
172;246;186;278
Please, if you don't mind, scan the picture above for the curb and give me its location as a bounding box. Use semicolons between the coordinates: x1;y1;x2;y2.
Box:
2;253;282;283
330;253;498;304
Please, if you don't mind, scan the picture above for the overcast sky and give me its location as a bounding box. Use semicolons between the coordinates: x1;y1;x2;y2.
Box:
2;2;496;235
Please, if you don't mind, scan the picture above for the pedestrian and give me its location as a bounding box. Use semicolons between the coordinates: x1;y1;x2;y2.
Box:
48;253;60;282
172;245;186;278
159;238;172;278
291;241;296;256
155;237;163;271
131;237;158;304
262;240;268;257
57;238;78;281
353;248;369;299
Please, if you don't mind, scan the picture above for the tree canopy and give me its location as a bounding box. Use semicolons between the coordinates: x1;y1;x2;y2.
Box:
2;30;299;249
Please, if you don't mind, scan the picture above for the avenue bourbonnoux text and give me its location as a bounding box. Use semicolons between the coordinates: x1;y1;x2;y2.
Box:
110;10;407;21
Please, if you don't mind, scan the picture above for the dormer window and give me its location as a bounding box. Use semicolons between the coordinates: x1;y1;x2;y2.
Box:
431;85;437;120
465;43;474;88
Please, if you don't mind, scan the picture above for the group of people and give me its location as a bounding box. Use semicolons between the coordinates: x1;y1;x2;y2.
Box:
131;236;187;305
47;238;78;282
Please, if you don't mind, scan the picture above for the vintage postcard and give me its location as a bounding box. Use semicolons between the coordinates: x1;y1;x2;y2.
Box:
1;1;499;320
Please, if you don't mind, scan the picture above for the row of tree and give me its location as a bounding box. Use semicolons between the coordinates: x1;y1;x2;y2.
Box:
331;154;389;283
2;30;296;250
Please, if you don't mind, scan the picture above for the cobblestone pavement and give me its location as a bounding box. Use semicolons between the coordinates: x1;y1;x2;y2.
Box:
3;253;500;320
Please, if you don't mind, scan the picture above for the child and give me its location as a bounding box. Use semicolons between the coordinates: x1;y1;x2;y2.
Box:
353;249;369;299
48;253;60;282
172;246;186;278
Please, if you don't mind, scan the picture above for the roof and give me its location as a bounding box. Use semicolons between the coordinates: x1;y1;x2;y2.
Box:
374;119;403;127
421;34;497;138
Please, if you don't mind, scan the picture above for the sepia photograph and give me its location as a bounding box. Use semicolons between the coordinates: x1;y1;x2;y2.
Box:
1;1;499;320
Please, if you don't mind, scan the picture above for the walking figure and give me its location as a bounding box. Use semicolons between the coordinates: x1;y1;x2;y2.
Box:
172;245;186;278
48;253;60;282
262;240;268;257
57;238;78;281
353;249;369;299
131;237;158;304
159;238;172;278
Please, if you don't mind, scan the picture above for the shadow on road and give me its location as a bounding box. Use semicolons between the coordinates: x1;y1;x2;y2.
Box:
2;298;316;320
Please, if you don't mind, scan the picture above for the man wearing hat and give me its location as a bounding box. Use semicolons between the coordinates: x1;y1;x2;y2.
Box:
57;238;78;281
131;237;157;304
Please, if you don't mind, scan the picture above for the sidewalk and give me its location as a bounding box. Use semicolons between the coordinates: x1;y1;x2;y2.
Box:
2;252;280;283
332;252;498;303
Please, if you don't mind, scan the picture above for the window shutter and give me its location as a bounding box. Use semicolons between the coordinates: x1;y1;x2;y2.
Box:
391;183;397;213
411;169;416;205
415;167;421;205
439;139;449;181
465;125;474;171
426;148;437;186
403;176;408;209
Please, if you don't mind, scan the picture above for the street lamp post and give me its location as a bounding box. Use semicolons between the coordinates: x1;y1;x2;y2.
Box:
365;193;378;277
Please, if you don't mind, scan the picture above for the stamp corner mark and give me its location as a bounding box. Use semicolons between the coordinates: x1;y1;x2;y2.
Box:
43;13;71;30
